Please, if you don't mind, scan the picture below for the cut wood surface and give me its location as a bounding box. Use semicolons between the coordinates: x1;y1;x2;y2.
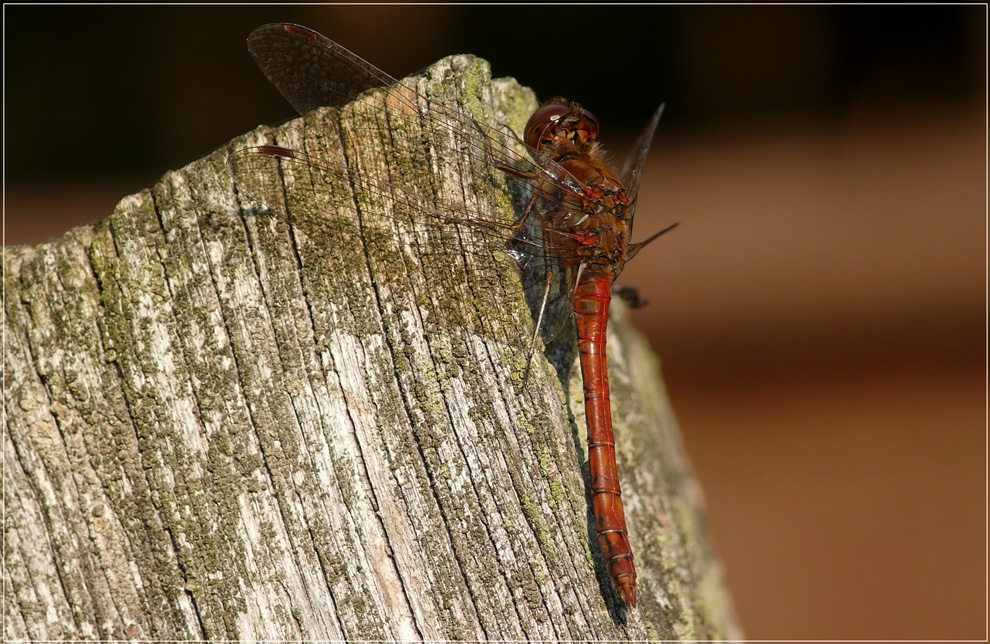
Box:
3;54;738;640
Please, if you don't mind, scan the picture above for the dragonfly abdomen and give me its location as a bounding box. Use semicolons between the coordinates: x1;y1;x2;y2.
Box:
573;271;637;609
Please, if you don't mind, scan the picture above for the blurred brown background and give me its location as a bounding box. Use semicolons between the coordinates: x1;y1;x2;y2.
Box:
6;6;985;639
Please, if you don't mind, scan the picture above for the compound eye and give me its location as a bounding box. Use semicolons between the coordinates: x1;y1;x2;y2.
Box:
524;101;572;152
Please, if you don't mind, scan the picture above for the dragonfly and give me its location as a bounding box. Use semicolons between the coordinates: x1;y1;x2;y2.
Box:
226;23;677;610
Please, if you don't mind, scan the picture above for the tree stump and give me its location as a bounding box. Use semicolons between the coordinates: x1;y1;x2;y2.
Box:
3;53;738;640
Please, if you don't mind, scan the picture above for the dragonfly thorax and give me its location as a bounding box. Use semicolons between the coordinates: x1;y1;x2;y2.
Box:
546;209;632;279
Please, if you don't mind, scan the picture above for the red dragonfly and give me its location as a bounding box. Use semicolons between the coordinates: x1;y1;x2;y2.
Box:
226;23;677;610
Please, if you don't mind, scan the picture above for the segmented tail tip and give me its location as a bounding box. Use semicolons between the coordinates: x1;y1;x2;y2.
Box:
618;584;637;609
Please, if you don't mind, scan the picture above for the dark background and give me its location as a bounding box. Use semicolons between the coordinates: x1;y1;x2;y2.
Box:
6;5;985;639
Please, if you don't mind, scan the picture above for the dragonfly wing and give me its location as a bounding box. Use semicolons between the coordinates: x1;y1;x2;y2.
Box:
225;141;569;262
247;23;402;115
620;103;665;233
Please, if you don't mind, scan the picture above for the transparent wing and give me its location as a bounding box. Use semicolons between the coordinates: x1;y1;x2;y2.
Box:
620;103;665;237
227;142;579;341
247;23;402;114
226;143;583;259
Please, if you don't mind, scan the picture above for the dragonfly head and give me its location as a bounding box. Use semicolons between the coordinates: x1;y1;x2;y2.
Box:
524;99;599;154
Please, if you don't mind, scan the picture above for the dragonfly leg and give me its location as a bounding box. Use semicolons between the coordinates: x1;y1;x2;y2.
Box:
625;221;680;261
522;234;560;385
